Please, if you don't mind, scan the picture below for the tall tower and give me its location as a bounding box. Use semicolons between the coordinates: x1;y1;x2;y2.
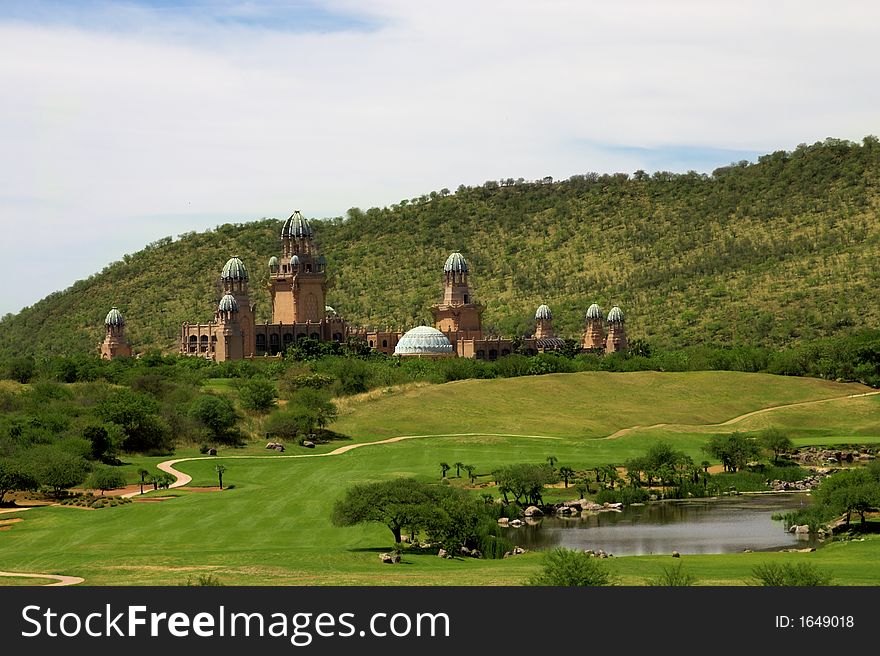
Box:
100;306;132;359
534;304;555;339
582;303;605;350
431;251;483;336
220;256;255;357
269;211;326;324
214;293;244;361
605;306;627;353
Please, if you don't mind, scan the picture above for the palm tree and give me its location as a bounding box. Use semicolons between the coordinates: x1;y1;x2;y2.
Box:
215;464;227;490
546;455;558;470
137;468;149;495
464;465;476;484
439;462;450;479
559;466;574;488
454;462;465;478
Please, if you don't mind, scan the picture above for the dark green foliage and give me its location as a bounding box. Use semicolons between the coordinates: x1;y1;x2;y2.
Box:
7;356;35;383
238;378;278;412
646;561;698;586
595;487;650;505
82;425;116;462
493;463;557;505
703;432;761;472
4;138;880;361
0;457;39;503
189;395;239;444
25;445;89;494
265;390;337;443
527;548;615;586
812;468;880;526
751;562;834;586
760;427;793;465
86;467;127;494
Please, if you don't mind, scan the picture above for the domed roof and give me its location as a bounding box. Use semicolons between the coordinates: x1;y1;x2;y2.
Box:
268;256;278;267
325;305;337;316
218;293;238;313
535;304;552;321
104;306;125;326
290;255;300;266
394;326;453;355
220;256;248;281
281;210;314;239
586;303;603;320
443;251;469;274
607;306;624;323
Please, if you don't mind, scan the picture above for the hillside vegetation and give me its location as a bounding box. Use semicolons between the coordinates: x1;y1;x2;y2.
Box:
2;136;880;357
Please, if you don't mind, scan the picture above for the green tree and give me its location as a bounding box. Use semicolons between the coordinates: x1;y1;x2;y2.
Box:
7;356;36;383
215;464;226;490
189;395;238;443
453;462;465;478
464;464;477;484
27;446;89;495
0;458;39;504
238;378;278;413
559;466;574;488
493;463;556;505
439;462;450;479
703;433;761;472
331;478;448;545
546;455;558;470
527;548;614;586
760;427;793;465
98;389;173;453
137;468;150;495
814;468;880;526
86;467;127;495
82;425;115;462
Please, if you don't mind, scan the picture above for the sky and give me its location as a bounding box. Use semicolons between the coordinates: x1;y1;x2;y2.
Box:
1;0;879;316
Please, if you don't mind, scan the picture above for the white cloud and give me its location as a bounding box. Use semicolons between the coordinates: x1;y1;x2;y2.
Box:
1;0;879;314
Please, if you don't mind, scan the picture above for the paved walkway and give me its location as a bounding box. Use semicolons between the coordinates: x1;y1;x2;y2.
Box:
0;571;84;586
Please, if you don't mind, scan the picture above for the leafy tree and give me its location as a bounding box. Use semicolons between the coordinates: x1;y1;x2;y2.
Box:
86;467;127;495
7;356;35;383
82;425;115;462
98;389;173;453
760;427;793;465
813;468;880;526
238;378;278;412
331;478;448;544
464;465;476;484
528;548;614;586
189;395;238;442
0;458;39;504
703;433;761;472
493;463;556;505
559;466;574;488
27;446;89;495
546;455;558;469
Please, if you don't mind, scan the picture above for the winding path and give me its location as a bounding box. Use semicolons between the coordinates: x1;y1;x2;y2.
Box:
0;571;84;586
148;390;880;490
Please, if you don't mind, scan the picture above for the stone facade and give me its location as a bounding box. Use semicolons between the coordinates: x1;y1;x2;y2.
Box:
99;307;132;360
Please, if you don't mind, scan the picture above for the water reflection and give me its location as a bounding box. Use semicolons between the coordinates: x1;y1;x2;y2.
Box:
504;494;819;556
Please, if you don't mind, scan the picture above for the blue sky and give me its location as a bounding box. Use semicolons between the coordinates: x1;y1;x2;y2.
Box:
1;1;878;316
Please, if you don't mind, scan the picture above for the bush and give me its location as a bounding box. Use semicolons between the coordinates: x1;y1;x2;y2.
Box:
527;548;615;586
751;562;834;586
86;467;127;495
596;487;650;505
646;561;697;586
238;378;278;412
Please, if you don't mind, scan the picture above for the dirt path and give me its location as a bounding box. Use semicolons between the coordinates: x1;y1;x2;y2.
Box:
598;390;880;441
148;391;879;490
0;571;84;586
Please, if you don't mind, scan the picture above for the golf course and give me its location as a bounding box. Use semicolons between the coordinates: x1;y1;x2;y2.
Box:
2;370;880;586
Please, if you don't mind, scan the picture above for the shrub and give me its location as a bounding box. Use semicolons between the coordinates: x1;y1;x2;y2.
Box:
751;562;834;586
595;487;650;505
646;561;697;586
527;548;615;586
238;378;278;412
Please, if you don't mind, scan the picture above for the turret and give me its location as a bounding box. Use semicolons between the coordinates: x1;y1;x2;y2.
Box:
582;303;605;350
100;306;132;359
534;304;554;339
605;306;627;353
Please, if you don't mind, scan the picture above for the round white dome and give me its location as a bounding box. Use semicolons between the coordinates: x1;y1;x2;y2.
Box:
394;326;453;355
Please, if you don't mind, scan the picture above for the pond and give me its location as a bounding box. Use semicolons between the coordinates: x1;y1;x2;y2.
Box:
503;493;820;556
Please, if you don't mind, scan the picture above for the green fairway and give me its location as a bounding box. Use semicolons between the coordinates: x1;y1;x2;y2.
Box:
1;371;878;586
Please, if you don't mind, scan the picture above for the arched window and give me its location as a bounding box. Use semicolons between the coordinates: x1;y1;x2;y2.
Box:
488;349;498;360
310;332;320;340
188;335;197;353
501;349;510;357
269;333;280;355
256;334;267;354
382;339;388;348
200;335;209;352
464;294;469;304
476;350;485;360
332;332;343;342
283;333;294;347
369;340;374;347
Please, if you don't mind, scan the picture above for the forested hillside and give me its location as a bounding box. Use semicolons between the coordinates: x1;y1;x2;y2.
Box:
2;137;879;357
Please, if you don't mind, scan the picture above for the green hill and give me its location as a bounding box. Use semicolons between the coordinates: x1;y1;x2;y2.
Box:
2;136;880;357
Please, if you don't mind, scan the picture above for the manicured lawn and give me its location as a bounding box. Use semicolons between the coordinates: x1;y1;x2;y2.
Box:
1;371;878;586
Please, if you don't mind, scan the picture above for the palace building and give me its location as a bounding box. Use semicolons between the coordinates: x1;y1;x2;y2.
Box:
98;210;628;361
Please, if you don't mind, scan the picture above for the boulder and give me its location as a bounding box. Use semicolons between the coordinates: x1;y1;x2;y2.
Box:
672;551;680;558
379;553;396;564
513;546;527;555
302;441;315;448
400;535;410;543
470;549;482;559
497;517;509;526
274;445;285;452
207;448;217;456
265;442;277;449
794;524;810;534
509;519;524;528
438;549;448;559
524;505;543;517
460;546;471;557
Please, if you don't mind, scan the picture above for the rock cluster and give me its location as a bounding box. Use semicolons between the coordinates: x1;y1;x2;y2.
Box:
265;442;285;452
379;552;401;564
791;447;876;464
584;549;613;558
502;546;528;559
768;474;824;491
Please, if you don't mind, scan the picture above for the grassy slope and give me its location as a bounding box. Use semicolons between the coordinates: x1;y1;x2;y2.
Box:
3;138;880;357
2;371;879;586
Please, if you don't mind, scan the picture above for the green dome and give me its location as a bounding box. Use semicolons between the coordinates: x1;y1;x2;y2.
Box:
535;304;552;321
104;306;125;326
218;293;238;313
290;255;300;267
220;256;248;281
443;251;468;274
586;303;603;320
268;256;278;267
607;306;624;323
281;210;314;239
